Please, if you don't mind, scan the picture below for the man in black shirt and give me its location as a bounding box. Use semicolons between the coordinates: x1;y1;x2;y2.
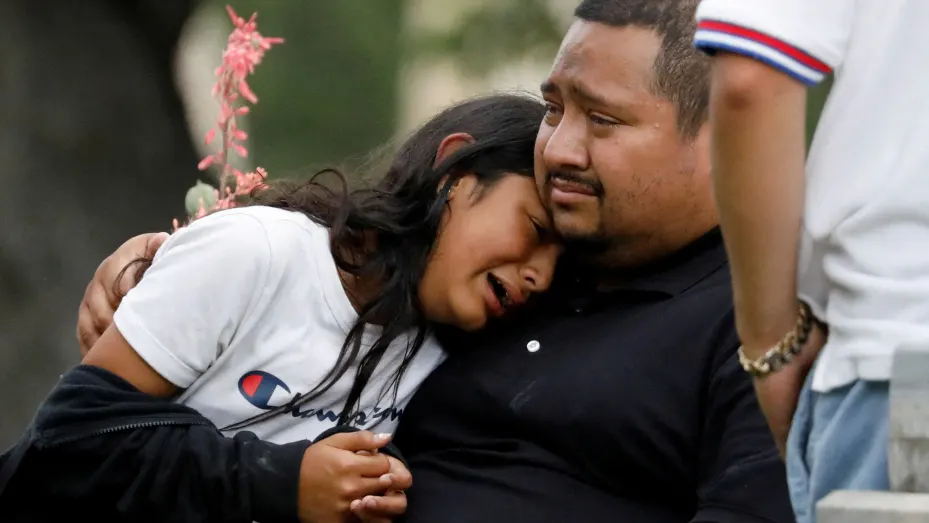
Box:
68;0;795;521
394;0;794;521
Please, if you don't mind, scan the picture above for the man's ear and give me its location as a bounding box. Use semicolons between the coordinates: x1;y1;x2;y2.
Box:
434;132;475;169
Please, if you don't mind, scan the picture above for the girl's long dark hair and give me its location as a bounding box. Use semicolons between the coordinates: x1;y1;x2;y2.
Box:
122;93;545;430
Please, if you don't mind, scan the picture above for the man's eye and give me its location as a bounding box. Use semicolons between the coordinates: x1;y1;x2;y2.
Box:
589;113;619;126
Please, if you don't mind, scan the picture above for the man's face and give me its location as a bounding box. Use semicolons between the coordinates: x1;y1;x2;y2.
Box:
535;21;712;266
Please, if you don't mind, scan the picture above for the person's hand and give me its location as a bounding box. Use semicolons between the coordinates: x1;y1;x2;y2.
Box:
350;455;413;523
798;317;827;370
77;232;169;356
297;431;401;523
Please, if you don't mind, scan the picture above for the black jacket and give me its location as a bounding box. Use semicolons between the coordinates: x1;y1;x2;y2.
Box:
0;364;405;523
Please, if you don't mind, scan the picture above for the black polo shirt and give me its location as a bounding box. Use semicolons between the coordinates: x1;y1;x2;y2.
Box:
394;229;794;523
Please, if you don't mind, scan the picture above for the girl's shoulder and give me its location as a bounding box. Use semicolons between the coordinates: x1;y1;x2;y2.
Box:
181;206;328;262
159;207;332;296
201;206;324;237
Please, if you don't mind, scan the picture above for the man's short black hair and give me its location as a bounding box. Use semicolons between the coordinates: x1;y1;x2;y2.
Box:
574;0;708;139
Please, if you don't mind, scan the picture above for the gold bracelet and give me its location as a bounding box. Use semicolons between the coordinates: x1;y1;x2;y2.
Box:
737;301;813;377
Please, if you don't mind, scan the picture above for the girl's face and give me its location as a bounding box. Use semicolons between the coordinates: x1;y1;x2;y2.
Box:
419;172;562;331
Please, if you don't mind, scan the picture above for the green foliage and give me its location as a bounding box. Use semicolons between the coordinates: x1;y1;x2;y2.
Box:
806;76;833;150
410;0;565;76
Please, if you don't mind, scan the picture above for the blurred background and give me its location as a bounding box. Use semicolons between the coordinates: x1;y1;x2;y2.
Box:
0;0;830;447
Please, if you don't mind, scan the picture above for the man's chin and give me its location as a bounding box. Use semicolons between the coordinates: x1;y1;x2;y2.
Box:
554;211;596;238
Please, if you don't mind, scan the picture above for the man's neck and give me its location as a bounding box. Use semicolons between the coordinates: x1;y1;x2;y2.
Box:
580;224;719;291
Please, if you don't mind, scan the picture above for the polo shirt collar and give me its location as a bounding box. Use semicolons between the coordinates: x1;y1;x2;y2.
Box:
557;227;728;301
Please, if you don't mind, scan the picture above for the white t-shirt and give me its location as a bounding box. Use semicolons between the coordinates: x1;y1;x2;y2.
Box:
113;206;446;442
695;0;929;392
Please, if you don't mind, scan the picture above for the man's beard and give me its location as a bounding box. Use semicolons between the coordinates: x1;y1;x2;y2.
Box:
561;229;612;258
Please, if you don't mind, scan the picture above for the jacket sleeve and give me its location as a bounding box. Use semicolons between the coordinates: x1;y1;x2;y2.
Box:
0;364;310;523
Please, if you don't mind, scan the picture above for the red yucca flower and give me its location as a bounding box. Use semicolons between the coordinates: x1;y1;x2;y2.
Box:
176;5;283;231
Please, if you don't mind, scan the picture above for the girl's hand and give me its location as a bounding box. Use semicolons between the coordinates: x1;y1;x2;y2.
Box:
297;431;396;523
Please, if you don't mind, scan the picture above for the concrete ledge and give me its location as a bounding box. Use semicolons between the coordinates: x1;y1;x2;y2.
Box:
818;491;929;523
890;348;929;492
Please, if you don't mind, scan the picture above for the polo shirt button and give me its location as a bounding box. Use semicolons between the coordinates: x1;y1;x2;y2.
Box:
526;340;541;352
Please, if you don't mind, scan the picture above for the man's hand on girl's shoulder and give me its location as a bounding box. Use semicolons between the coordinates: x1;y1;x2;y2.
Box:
77;232;168;356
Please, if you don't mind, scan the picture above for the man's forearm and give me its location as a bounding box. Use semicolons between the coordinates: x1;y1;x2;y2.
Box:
709;53;807;352
708;53;810;453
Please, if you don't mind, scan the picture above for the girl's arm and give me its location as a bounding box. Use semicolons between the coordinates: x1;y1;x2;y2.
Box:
83;324;179;397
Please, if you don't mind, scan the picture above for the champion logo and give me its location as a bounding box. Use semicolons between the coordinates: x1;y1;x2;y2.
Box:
238;370;291;410
235;369;406;427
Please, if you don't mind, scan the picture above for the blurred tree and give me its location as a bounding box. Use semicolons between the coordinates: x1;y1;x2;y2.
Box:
0;0;201;446
411;0;566;77
807;77;833;150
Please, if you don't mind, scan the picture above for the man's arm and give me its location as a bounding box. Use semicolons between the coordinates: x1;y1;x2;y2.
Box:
694;0;854;456
707;53;812;453
708;53;807;354
692;334;795;523
77;232;168;355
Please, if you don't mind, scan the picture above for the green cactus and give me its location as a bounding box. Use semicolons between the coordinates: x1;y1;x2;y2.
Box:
185;181;218;217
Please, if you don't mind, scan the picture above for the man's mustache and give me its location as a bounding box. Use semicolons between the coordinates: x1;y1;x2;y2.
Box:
546;171;605;197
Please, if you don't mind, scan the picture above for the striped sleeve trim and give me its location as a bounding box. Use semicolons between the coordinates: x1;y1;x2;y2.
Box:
693;19;832;85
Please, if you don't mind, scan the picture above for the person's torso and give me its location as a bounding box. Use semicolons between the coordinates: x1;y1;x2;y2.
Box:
395;233;738;522
800;0;929;390
174;207;446;442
